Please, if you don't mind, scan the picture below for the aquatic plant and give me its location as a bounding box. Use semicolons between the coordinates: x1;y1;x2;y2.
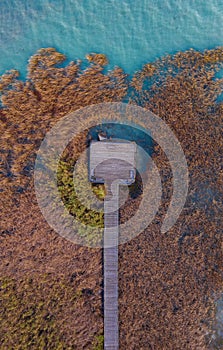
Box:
92;334;104;350
0;46;223;349
86;53;108;66
0;275;84;349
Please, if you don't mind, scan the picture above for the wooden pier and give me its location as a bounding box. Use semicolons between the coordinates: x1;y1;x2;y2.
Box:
89;140;136;350
104;184;119;350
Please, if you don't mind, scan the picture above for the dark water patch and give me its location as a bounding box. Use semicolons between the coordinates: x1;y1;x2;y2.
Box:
88;122;153;156
210;294;223;348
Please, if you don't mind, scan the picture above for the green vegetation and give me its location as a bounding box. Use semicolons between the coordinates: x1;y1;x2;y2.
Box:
57;159;104;228
0;276;82;349
57;156;105;246
92;334;104;350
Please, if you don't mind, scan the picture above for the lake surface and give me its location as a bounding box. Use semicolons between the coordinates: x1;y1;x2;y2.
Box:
0;0;223;78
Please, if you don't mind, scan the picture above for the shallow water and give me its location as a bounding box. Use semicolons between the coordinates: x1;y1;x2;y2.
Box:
0;0;223;77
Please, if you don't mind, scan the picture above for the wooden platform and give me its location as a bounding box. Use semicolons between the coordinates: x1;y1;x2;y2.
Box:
89;140;136;185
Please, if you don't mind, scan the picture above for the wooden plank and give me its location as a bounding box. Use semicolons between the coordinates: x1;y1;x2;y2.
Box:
104;184;119;350
88;141;137;350
89;141;136;184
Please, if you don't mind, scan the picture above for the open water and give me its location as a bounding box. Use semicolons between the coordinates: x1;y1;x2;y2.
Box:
0;0;223;78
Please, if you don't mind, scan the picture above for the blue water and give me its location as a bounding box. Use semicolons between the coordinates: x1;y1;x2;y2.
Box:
0;0;223;78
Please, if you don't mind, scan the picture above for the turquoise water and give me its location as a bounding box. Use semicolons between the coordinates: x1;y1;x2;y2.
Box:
0;0;223;78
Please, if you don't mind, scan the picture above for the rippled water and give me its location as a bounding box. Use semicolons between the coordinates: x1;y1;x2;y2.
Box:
0;0;223;77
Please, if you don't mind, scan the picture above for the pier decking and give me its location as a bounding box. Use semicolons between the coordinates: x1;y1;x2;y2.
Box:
89;140;136;350
104;184;119;350
89;140;136;185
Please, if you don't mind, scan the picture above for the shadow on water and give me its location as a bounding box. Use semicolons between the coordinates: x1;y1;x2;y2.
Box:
88;122;154;166
88;123;152;153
